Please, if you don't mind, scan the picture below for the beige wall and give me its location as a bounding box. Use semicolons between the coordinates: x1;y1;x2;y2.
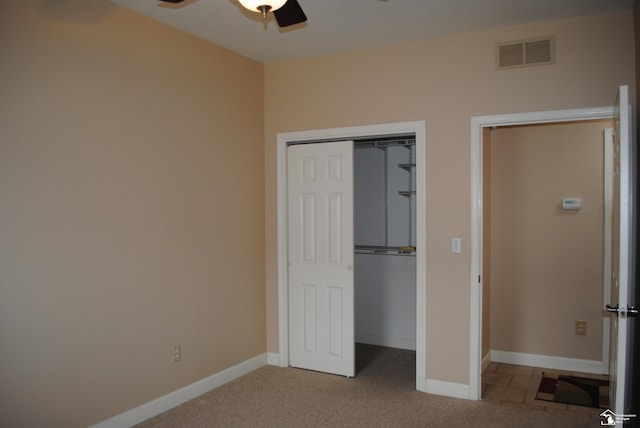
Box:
0;1;265;427
489;120;611;360
264;10;635;384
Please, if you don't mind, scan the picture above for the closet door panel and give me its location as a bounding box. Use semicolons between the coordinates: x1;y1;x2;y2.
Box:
326;192;343;265
300;193;316;263
288;141;355;377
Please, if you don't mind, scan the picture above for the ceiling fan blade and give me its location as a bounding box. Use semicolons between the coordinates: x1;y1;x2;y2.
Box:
273;0;307;28
158;0;185;3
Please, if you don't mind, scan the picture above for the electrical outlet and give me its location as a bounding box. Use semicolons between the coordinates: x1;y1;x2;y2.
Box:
575;320;587;336
172;345;181;363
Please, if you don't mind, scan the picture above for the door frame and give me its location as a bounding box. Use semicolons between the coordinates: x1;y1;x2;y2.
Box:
469;106;616;400
276;120;427;391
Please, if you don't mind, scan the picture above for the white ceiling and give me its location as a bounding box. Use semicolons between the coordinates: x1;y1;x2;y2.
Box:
108;0;634;64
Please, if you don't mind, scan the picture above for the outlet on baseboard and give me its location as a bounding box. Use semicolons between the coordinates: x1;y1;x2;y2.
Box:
575;320;587;336
172;345;181;363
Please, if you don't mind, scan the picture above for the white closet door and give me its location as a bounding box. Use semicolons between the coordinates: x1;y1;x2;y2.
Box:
288;141;354;377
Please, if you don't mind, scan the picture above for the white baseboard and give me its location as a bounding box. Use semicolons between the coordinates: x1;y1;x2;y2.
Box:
355;334;416;351
267;352;280;366
425;378;470;399
482;351;491;372
490;350;605;374
91;353;267;428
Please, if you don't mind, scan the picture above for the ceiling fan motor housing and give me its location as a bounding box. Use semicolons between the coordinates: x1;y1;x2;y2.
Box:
159;0;307;28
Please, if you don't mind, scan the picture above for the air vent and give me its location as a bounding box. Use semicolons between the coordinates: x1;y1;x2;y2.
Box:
496;36;555;70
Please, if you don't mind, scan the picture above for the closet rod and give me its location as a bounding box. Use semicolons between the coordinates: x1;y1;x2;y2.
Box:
355;245;416;256
286;135;415;147
354;139;415;149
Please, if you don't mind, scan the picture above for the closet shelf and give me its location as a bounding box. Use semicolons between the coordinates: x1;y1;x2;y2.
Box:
355;245;416;256
398;163;416;171
398;191;416;197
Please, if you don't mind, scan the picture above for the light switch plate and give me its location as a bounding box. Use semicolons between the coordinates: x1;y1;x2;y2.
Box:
451;237;462;254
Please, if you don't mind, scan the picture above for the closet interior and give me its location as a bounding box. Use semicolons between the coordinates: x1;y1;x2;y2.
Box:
354;135;417;355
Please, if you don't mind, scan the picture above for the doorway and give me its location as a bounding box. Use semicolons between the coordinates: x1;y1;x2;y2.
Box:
469;106;617;400
276;121;427;391
479;120;614;413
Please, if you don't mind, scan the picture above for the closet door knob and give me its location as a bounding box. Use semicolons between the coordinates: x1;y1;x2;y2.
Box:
347;265;353;270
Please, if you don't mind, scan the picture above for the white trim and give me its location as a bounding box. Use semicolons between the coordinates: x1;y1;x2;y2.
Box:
425;379;470;399
416;376;427;393
482;351;492;373
277;121;427;391
267;352;280;366
277;132;289;368
490;350;605;374
471;106;615;129
469;121;483;400
602;128;614;375
415;124;427;392
469;106;616;401
91;354;266;428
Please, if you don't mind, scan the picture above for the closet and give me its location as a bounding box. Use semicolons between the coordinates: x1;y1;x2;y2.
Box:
354;135;417;351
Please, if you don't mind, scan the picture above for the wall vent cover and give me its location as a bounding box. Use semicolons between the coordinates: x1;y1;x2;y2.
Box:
496;36;555;70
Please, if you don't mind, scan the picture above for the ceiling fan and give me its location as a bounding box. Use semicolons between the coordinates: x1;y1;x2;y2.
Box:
159;0;307;28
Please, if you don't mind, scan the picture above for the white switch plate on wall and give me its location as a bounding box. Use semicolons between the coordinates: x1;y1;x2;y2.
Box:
451;237;462;254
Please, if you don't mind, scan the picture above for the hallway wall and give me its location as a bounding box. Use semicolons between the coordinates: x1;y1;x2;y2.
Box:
489;120;612;361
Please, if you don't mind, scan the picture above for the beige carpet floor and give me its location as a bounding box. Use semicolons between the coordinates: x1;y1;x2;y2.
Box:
135;344;600;427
